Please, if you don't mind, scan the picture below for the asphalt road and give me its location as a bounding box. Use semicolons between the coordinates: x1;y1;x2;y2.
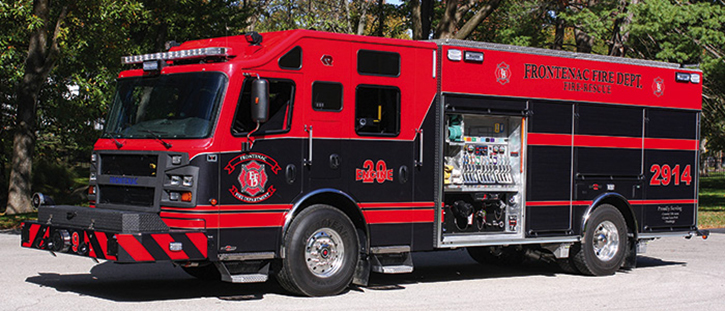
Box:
2;229;724;311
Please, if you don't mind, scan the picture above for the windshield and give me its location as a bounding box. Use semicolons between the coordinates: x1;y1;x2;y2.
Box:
105;72;227;139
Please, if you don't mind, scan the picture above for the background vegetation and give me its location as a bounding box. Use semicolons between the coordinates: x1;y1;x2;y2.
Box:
1;0;724;225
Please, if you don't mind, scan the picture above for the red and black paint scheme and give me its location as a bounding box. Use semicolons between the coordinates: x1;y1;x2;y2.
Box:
21;222;206;262
21;30;705;296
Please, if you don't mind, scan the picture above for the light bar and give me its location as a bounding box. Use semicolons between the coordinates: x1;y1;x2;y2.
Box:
121;47;230;65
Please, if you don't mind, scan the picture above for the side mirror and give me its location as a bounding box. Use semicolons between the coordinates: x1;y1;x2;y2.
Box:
251;79;269;123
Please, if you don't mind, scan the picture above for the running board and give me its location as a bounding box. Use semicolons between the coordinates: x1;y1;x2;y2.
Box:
370;245;413;274
215;260;270;283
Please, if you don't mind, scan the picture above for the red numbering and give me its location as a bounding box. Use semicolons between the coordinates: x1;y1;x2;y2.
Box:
71;231;80;253
649;164;692;186
356;160;394;184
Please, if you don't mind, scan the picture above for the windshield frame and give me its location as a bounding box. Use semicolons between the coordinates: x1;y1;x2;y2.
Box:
104;71;229;140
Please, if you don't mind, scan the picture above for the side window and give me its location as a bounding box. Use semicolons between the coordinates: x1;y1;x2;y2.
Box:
312;82;343;111
279;46;302;70
232;79;295;135
357;50;400;77
355;85;400;136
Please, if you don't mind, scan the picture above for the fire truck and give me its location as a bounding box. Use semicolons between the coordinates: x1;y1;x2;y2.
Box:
21;30;708;296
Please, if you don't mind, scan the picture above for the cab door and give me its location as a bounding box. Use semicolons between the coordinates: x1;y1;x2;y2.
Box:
217;76;303;254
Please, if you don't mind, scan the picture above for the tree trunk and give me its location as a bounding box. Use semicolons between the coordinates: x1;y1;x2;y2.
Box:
376;0;385;36
553;16;565;50
6;0;67;215
410;0;434;40
575;28;593;53
356;0;370;35
455;0;502;40
411;0;423;39
435;0;460;39
609;0;638;56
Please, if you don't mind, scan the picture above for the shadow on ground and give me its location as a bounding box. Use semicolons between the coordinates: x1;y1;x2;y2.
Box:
24;249;687;302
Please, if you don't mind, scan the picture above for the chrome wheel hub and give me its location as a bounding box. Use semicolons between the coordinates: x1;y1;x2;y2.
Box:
305;228;344;278
592;220;619;261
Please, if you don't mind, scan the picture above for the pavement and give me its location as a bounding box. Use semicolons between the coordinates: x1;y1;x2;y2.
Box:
2;230;724;311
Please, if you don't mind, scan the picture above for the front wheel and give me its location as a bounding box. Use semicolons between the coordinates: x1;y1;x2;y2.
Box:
571;204;627;276
276;204;359;296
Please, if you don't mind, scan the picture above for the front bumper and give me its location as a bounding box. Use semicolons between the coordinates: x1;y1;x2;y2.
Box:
20;205;208;263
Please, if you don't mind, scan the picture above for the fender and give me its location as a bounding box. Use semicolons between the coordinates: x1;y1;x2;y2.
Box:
580;192;639;240
279;188;369;256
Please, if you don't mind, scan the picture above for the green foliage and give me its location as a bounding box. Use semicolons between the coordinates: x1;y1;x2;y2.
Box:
467;0;552;47
628;0;725;153
0;1;253;206
31;159;87;206
0;213;37;230
698;174;725;228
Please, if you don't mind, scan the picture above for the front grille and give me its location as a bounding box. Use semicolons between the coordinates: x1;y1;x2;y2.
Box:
99;185;155;207
101;154;158;177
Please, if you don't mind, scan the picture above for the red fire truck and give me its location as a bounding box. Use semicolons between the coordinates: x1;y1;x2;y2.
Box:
21;30;708;296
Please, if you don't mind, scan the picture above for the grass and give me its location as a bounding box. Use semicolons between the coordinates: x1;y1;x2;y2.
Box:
0;212;37;231
698;173;725;229
2;174;725;230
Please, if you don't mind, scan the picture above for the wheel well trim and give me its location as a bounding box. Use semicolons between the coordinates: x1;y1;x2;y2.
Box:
280;188;368;256
580;193;638;240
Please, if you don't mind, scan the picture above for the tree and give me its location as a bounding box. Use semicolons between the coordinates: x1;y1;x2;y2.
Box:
627;0;725;153
2;1;256;214
6;0;69;215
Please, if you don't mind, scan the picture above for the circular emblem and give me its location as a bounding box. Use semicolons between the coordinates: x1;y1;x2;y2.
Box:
652;77;665;97
225;153;281;203
496;62;511;85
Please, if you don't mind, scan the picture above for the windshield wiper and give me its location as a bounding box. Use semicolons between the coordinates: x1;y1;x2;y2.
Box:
103;130;124;149
143;130;173;149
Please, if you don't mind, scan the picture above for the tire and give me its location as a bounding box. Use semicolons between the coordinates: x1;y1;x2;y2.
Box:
571;204;627;276
276;204;359;296
467;246;525;266
181;263;221;280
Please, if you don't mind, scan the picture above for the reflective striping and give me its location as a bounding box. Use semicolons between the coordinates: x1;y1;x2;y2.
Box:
95;231;116;260
526;199;697;207
117;234;155;262
20;222;207;262
151;234;189;260
359;202;436;209
528;133;699;151
631;199;697;205
186;232;208;258
22;224;40;248
363;209;435;224
527;201;592;207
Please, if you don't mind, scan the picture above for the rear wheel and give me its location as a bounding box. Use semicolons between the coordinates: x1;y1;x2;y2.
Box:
276;204;359;296
467;246;525;266
571;204;627;276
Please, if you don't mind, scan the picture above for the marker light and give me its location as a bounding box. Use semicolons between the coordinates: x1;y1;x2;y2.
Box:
169;242;183;252
171;155;183;165
690;74;701;84
447;49;462;61
675;72;691;82
464;51;484;63
181;192;193;202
